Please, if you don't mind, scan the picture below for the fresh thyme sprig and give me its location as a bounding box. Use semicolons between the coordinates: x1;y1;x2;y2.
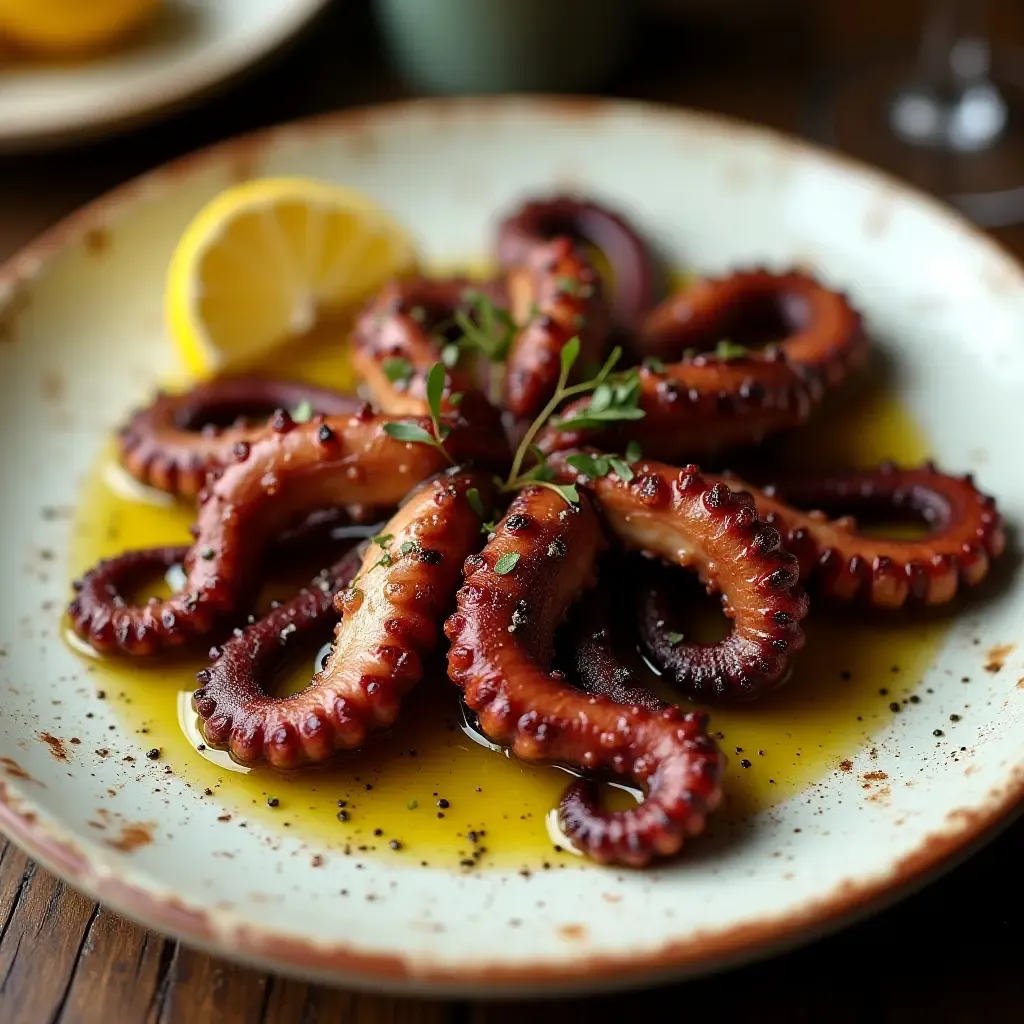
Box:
450;290;519;365
382;362;458;465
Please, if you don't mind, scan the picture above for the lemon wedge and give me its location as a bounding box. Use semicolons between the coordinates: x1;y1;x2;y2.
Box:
165;177;418;378
0;0;159;55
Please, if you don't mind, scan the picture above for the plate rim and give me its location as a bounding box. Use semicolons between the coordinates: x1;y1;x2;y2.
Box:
0;94;1022;995
0;0;332;153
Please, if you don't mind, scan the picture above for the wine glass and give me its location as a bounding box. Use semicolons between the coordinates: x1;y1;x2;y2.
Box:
806;0;1024;227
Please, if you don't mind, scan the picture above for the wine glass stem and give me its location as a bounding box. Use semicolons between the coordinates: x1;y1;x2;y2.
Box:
918;0;990;91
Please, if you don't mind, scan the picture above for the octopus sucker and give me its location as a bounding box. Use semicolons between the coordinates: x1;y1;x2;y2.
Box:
445;486;724;867
555;456;809;703
198;469;496;769
497;194;662;334
71;407;506;656
715;464;1006;607
117;377;362;498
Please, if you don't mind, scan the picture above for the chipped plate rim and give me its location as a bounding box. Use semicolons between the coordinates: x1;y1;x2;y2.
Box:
0;96;1022;997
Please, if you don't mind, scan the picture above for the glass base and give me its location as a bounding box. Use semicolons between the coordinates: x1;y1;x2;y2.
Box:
806;51;1024;227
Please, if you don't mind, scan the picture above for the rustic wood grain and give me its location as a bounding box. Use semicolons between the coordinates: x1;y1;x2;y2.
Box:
1;1;1022;1021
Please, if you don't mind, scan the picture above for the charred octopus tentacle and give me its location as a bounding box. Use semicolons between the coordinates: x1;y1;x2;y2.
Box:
196;469;495;769
445;486;724;867
70;403;507;656
117;377;362;498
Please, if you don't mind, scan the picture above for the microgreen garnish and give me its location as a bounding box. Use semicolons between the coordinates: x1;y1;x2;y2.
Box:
452;290;518;364
641;356;665;373
291;400;313;423
565;452;634;484
372;533;394;548
714;339;749;361
666;631;685;645
466;487;486;519
382;362;456;464
382;357;414;384
399;539;420;556
625;440;642;462
494;552;520;575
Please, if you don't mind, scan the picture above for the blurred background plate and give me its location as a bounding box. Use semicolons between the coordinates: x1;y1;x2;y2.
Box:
0;0;331;153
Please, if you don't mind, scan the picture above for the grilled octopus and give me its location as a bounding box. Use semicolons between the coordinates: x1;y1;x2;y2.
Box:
67;193;1009;868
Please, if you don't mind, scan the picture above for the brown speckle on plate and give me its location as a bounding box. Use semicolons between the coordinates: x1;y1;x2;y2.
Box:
38;731;68;762
984;643;1015;673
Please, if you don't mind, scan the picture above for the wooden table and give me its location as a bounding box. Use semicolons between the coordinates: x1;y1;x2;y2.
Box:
0;2;1021;1020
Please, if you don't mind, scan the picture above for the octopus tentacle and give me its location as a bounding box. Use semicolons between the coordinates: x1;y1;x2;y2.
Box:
557;455;809;703
502;237;611;420
68;546;197;656
197;469;495;769
717;463;1006;607
350;277;486;415
68;403;507;656
568;583;667;713
497;195;661;333
445;486;724;867
117;377;361;498
541;270;867;462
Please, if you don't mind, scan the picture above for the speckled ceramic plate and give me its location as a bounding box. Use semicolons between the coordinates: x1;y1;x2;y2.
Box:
0;0;330;152
0;98;1021;997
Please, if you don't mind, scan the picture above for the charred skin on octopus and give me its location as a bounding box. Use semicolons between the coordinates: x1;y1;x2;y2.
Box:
68;193;1007;867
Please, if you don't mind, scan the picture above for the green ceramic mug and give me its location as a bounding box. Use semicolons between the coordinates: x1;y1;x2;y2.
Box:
374;0;636;94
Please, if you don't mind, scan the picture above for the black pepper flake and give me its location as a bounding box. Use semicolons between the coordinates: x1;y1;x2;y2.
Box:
389;839;402;850
267;797;279;808
337;810;349;822
145;748;161;760
337;799;347;807
879;688;889;696
437;812;445;819
933;729;945;737
437;798;450;809
889;702;901;712
909;695;921;704
740;758;752;768
950;713;962;722
365;783;373;791
373;828;383;837
317;423;335;443
96;690;106;699
839;670;851;681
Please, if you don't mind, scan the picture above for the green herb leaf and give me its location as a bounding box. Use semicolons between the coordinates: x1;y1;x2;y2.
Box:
466;487;486;519
372;533;393;548
383;422;436;445
382;357;414;384
559;336;581;377
407;799;419;810
625;440;642;462
494;552;520;575
714;339;749;361
441;343;461;369
556;275;579;295
408;305;426;323
608;458;634;482
566;453;610;478
291;400;314;423
538;481;579;505
399;539;420;555
589;383;613;414
666;631;684;645
426;362;446;424
642;356;665;373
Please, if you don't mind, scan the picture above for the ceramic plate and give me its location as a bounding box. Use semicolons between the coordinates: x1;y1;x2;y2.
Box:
0;98;1021;997
0;0;330;152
